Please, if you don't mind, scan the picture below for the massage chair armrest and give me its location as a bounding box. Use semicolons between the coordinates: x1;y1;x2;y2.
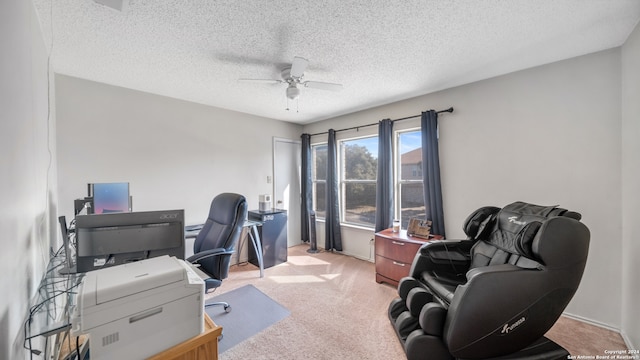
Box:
409;239;475;279
445;264;563;358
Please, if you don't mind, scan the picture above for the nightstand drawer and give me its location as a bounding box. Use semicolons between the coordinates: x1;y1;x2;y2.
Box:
375;255;412;283
374;229;442;286
375;236;422;264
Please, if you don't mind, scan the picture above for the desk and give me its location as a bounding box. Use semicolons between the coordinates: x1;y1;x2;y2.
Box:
184;224;203;239
57;314;221;360
186;220;265;278
248;210;287;269
147;313;221;360
242;219;265;278
24;248;83;357
28;237;220;359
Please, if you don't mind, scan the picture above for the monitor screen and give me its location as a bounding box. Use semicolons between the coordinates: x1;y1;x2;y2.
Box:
74;209;184;272
92;182;130;214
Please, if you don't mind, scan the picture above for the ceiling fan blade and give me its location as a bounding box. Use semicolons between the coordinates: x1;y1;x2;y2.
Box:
238;78;283;84
290;56;309;78
303;81;343;92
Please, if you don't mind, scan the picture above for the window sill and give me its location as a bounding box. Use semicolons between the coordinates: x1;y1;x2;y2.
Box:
313;218;375;232
339;222;375;232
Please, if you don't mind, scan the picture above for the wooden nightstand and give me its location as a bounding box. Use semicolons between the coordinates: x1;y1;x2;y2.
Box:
374;229;442;287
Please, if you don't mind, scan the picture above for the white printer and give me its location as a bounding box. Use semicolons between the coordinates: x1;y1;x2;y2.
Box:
71;255;204;360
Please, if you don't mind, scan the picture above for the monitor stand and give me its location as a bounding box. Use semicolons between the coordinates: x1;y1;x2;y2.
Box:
58;216;78;275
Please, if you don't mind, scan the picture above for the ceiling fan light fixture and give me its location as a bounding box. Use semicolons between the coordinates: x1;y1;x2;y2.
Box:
286;84;300;100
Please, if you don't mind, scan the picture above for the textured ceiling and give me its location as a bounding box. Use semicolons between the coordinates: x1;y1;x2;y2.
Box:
34;0;640;124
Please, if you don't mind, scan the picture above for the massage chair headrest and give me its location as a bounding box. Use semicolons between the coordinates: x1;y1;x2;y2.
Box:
464;201;583;261
462;206;500;239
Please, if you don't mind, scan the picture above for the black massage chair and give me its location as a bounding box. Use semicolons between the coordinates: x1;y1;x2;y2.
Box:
388;201;590;360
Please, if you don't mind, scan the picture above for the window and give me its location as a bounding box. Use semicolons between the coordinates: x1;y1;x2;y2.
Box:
340;136;378;227
311;130;425;230
312;144;327;219
396;130;426;229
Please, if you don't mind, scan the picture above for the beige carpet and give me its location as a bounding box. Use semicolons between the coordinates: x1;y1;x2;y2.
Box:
546;315;628;357
207;244;627;360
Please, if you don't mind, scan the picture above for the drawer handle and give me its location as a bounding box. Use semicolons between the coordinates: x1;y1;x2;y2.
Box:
392;261;406;267
391;241;405;246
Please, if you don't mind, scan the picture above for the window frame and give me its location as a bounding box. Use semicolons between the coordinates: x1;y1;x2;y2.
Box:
394;127;425;229
310;127;426;231
338;135;378;228
311;142;327;220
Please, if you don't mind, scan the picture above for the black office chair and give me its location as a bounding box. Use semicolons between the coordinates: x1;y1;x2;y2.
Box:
388;201;590;360
186;193;247;312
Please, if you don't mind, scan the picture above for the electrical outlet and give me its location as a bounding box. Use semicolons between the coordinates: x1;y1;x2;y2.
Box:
267;175;272;183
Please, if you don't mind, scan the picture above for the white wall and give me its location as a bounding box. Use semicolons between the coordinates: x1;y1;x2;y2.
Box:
0;0;56;358
55;74;302;242
621;21;640;350
304;49;623;329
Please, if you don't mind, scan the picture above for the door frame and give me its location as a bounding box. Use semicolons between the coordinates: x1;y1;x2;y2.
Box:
272;137;302;246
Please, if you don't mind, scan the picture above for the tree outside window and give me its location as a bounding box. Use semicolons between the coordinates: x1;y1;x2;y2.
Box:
312;144;327;218
340;137;378;227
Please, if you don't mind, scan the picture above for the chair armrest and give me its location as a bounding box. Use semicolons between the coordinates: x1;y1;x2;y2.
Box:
409;239;474;278
445;264;555;358
186;248;235;263
419;239;474;257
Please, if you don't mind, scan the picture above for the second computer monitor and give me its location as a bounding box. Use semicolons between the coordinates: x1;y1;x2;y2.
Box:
91;182;130;214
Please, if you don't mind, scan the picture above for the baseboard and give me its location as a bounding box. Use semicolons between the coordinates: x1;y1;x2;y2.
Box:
562;311;620;333
620;330;636;352
324;246;375;263
340;250;374;263
304;243;375;263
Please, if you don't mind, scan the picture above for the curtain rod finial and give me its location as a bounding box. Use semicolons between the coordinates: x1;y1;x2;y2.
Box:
434;107;454;114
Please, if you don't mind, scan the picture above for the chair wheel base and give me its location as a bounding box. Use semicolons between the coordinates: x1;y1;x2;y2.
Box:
205;301;231;312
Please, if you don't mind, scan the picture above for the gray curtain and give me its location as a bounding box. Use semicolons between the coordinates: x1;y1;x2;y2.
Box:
375;119;394;232
325;129;343;251
421;110;446;237
300;133;312;242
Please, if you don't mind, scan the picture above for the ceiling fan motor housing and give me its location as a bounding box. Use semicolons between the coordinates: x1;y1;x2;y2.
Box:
281;67;294;81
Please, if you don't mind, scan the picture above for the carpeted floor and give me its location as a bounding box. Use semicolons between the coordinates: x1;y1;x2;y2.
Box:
205;244;628;360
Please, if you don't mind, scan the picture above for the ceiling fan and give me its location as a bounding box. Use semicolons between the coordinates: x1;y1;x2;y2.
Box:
239;56;343;103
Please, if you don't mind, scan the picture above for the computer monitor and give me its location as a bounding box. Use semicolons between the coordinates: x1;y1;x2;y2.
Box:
91;182;130;214
74;209;185;273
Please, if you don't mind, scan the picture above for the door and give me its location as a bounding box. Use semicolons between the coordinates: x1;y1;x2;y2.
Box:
273;138;301;247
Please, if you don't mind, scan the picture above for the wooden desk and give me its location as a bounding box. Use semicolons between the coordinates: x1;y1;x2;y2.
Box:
147;313;222;360
374;229;442;287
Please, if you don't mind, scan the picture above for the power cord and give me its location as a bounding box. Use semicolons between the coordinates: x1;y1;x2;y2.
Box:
441;241;464;278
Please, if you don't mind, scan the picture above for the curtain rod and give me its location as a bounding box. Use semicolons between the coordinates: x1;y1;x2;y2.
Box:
308;107;453;137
